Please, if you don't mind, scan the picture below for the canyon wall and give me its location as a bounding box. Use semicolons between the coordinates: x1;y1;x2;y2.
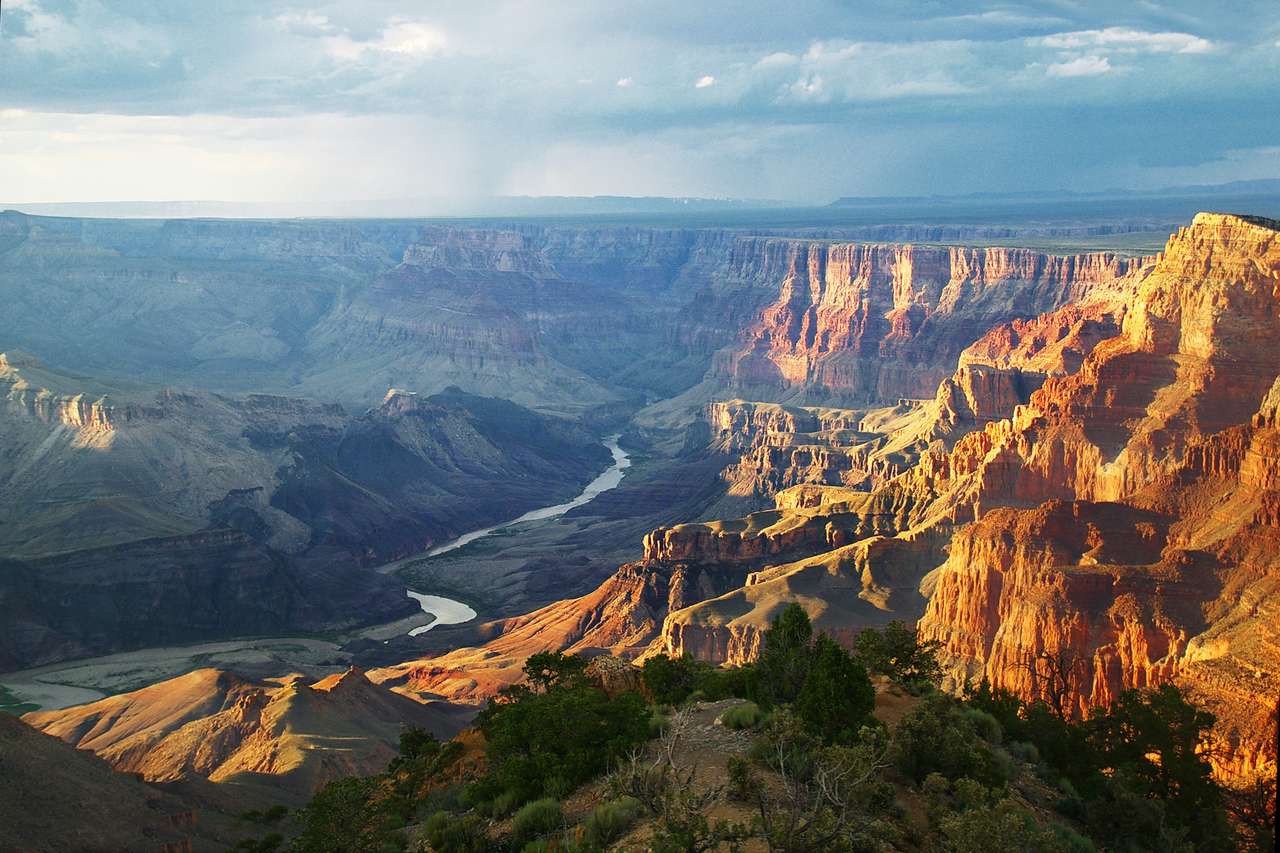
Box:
714;242;1139;402
0;211;1141;416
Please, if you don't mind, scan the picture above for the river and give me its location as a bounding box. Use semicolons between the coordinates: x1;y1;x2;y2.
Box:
402;434;631;634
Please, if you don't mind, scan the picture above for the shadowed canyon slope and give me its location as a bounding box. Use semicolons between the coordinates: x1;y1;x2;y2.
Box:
0;350;609;668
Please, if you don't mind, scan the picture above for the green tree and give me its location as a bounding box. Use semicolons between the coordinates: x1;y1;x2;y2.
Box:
794;634;875;743
290;777;393;853
758;603;814;706
522;650;587;691
1086;685;1232;851
854;620;942;689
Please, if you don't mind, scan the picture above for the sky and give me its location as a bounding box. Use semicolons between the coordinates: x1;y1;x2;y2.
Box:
0;0;1277;206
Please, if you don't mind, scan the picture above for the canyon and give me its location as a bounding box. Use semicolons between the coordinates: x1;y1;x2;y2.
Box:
4;209;1276;817
361;214;1279;786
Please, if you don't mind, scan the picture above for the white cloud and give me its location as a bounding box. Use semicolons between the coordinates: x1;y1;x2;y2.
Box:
271;12;335;37
1035;28;1214;55
324;19;448;62
615;77;633;88
756;51;798;69
786;74;824;100
766;39;979;104
1046;54;1112;77
695;75;716;89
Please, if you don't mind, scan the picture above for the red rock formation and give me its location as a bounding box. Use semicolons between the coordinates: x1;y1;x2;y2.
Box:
914;214;1280;780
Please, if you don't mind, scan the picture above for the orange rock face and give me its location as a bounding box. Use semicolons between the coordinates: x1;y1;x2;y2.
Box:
916;214;1280;781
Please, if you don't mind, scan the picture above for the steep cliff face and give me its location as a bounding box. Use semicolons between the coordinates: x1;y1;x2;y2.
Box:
914;214;1280;780
24;667;469;797
716;242;1138;402
709;400;908;497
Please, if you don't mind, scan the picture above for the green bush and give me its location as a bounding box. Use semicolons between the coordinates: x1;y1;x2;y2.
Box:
726;755;756;803
477;655;650;802
648;707;670;739
422;810;487;853
490;789;520;818
960;707;1002;744
893;694;1009;787
1005;740;1040;765
511;798;564;847
719;701;765;730
938;799;1087;853
700;662;760;703
580;796;644;848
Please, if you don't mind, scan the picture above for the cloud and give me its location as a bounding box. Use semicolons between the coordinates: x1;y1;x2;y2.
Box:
0;1;1273;203
755;52;798;69
323;19;448;62
1035;27;1214;54
271;12;336;37
1046;54;1113;77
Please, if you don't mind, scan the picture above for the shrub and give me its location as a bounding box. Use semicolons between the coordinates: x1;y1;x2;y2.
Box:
707;662;761;703
490;789;520;818
580;796;644;848
1005;740;1040;765
648;707;670;738
938;799;1086;853
719;701;765;730
422;810;488;853
960;707;1003;744
478;676;650;802
511;798;563;847
893;694;1009;787
726;755;756;803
